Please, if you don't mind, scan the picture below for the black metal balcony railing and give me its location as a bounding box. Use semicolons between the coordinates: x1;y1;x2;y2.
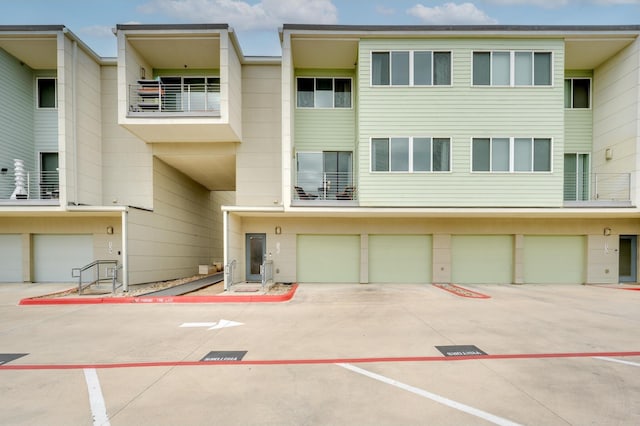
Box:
0;170;59;202
128;83;221;115
293;172;357;204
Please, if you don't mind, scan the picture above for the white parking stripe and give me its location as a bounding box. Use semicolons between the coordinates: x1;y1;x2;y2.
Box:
83;368;110;426
594;357;640;367
337;363;522;426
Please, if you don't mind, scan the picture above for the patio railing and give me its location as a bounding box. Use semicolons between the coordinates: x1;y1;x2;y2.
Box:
128;83;221;115
293;171;357;203
0;170;59;201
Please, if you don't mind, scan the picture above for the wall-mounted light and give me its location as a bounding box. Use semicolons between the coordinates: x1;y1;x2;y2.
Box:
275;226;282;235
603;227;611;236
140;67;146;79
0;168;7;175
106;226;114;235
605;148;613;161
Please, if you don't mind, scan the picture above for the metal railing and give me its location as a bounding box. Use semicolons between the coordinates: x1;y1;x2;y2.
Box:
260;259;274;289
128;83;221;114
594;173;631;201
0;170;59;201
72;260;119;295
294;172;357;201
224;259;237;291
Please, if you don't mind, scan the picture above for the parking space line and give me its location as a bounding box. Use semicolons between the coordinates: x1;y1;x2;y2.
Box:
594;357;640;367
337;363;521;426
83;368;110;426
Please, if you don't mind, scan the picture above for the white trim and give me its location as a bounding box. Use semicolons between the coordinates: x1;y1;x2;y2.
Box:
564;77;593;109
471;50;554;87
35;76;57;109
471;136;554;173
370;136;452;173
295;76;353;109
370;50;453;87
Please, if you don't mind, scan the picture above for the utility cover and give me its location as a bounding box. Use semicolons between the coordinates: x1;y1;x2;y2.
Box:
436;345;487;357
201;351;247;362
0;353;28;365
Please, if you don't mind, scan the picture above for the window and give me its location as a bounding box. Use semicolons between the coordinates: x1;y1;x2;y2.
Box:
564;78;591;108
472;137;551;172
372;51;452;86
296;151;353;198
296;77;352;108
564;153;589;201
371;137;451;172
37;77;57;108
472;51;552;86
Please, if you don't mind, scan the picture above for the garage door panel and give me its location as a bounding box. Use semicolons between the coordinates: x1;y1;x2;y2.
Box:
33;235;93;282
297;235;359;283
524;236;585;284
452;235;513;284
369;235;431;284
0;235;22;282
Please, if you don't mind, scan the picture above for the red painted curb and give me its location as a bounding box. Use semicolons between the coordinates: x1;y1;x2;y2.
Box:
18;284;298;305
1;350;639;371
432;283;491;299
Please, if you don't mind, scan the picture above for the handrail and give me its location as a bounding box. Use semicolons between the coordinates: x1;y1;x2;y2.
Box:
224;259;237;291
260;259;274;289
72;260;119;295
128;83;221;114
0;170;59;201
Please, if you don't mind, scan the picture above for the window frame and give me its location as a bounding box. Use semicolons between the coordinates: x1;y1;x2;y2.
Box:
36;77;57;109
564;77;592;109
471;51;554;87
470;137;553;173
370;50;453;87
370;136;452;173
295;76;353;109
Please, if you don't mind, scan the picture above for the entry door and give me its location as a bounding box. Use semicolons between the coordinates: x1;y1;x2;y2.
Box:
619;235;637;283
246;234;266;282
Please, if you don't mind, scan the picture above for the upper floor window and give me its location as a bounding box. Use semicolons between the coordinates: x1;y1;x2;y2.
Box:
371;137;451;172
472;137;551;172
565;78;591;109
472;51;552;86
297;77;352;108
371;51;452;86
37;77;57;109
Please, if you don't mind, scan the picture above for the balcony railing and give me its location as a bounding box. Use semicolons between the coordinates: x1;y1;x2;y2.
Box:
564;172;632;206
0;170;59;203
293;172;357;205
128;83;221;116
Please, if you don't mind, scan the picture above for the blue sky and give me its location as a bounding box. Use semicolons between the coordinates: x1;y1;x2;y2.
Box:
1;0;639;57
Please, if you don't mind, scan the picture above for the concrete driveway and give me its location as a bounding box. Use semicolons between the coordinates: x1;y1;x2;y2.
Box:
1;282;639;425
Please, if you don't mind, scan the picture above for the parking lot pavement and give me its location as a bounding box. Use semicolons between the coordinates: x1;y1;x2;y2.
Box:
1;282;639;425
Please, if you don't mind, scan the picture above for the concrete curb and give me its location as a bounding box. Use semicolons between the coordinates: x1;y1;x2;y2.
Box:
18;284;298;305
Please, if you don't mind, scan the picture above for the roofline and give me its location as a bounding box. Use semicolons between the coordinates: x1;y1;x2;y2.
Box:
116;23;229;31
282;24;640;33
0;25;66;32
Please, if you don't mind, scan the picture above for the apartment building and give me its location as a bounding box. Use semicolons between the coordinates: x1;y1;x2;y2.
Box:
1;24;639;287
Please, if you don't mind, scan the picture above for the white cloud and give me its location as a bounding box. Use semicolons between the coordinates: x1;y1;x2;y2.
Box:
138;0;338;31
408;3;498;25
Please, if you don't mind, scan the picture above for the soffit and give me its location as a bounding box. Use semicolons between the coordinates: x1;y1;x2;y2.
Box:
128;35;220;69
291;38;358;69
0;36;57;69
565;37;636;69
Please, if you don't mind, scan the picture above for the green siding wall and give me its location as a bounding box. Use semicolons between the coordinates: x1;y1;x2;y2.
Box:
357;38;565;207
0;47;35;198
564;70;593;153
33;70;58;154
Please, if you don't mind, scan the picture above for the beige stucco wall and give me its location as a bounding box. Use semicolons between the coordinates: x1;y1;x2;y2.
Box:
126;158;216;284
236;63;282;206
101;65;154;209
234;216;640;285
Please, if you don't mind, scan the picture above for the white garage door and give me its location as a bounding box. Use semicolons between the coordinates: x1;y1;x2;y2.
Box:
452;235;513;284
33;235;93;282
297;235;360;283
524;236;586;284
0;235;22;282
369;235;432;283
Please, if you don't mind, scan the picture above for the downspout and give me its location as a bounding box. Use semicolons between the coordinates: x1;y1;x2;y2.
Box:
223;210;229;291
72;39;79;205
121;210;129;292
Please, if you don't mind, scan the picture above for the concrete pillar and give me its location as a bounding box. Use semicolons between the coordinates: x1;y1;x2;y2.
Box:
360;234;368;284
432;234;451;283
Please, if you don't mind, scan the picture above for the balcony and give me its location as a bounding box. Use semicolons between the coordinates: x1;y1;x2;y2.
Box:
128;81;220;117
292;172;358;206
564;173;633;207
0;170;60;205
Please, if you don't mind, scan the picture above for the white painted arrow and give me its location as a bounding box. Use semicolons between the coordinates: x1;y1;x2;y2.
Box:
180;320;243;330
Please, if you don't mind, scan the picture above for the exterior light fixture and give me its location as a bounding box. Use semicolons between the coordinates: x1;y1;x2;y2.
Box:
605;148;613;161
603;227;611;236
106;226;114;235
275;226;282;235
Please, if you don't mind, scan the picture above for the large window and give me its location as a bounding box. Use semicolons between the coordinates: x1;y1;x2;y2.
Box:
372;51;451;86
473;51;552;86
564;153;589;201
296;151;353;199
472;137;551;172
297;77;352;108
371;137;450;172
564;78;591;108
37;77;57;109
